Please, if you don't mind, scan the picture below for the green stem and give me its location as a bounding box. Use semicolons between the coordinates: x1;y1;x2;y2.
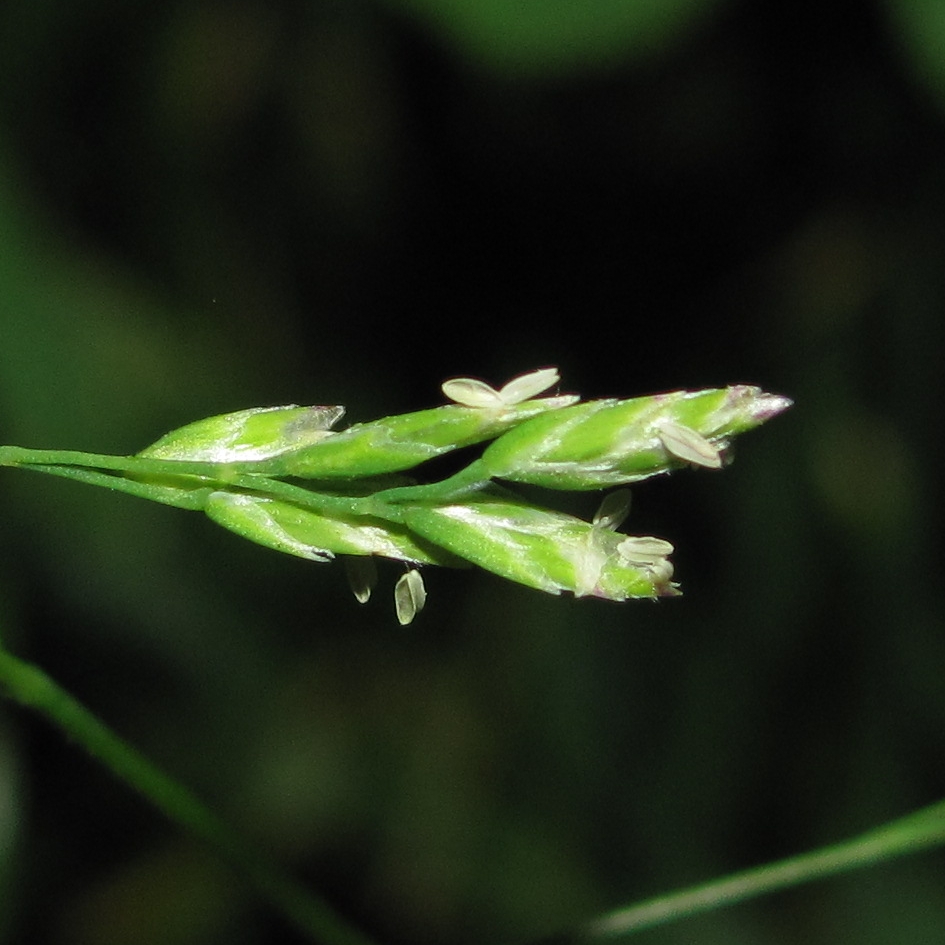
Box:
0;446;375;520
0;444;496;523
0;646;379;945
372;459;493;509
573;800;945;940
0;445;233;479
21;464;217;510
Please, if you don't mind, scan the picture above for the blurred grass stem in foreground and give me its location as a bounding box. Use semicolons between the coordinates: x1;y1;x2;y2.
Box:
570;799;945;940
0;645;378;945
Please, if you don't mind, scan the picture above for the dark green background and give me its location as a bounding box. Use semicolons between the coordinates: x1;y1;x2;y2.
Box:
1;1;944;942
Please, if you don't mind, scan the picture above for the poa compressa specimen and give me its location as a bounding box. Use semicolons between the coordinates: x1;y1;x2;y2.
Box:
0;368;791;623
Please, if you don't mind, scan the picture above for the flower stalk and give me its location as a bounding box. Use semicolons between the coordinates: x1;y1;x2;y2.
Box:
0;369;791;622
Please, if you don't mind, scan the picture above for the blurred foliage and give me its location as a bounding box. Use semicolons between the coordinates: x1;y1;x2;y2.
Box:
883;0;945;113
1;0;945;943
373;0;729;76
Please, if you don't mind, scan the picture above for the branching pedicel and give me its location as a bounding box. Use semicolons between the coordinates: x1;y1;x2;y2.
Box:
0;369;791;624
